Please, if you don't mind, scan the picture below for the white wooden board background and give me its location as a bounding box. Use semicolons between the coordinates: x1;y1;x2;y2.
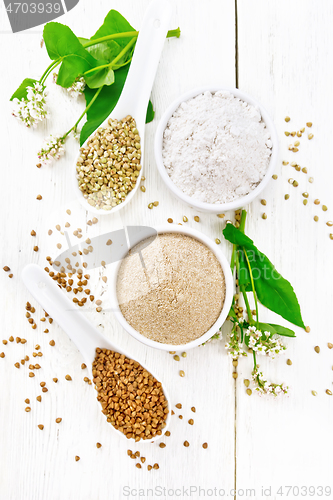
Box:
0;1;333;499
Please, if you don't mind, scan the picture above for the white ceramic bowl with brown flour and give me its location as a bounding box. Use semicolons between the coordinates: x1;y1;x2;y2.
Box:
111;226;233;351
154;86;279;213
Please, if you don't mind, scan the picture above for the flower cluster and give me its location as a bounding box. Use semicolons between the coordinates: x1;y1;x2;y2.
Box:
225;329;247;358
12;83;48;128
223;320;289;396
246;326;286;358
67;77;85;98
53;73;85;98
252;367;288;396
37;134;65;166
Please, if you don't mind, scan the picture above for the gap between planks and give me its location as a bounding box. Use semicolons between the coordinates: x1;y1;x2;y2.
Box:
234;3;239;498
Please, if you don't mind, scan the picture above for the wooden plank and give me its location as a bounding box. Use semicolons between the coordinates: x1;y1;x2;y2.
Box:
0;1;236;498
236;1;333;497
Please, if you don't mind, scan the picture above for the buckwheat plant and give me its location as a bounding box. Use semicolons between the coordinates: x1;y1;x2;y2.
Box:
220;209;306;397
10;10;180;167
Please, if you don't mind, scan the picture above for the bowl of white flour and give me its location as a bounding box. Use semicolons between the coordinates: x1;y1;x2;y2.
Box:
154;87;278;212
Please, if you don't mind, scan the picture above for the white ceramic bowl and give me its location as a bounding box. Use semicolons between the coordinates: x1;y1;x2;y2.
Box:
110;225;233;351
154;86;279;213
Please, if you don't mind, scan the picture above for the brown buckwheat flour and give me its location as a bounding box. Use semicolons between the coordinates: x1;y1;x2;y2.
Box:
116;233;225;345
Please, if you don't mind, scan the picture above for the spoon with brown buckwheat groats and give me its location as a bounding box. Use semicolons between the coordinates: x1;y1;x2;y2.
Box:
22;264;170;443
73;0;172;214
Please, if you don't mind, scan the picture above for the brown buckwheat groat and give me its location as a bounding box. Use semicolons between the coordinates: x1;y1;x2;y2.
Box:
92;348;168;442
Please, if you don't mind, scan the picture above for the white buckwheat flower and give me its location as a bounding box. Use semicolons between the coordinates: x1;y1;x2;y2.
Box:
67;77;85;98
225;332;247;358
252;367;288;397
53;73;85;98
245;326;286;359
37;134;65;166
12;83;48;128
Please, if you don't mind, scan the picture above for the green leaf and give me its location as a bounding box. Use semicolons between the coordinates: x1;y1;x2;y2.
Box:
78;36;120;89
223;223;254;248
57;56;96;88
90;10;136;49
80;64;130;146
80;65;155;146
79;37;122;64
238;248;250;288
44;22;94;61
267;323;296;338
10;78;38;101
223;223;305;329
146;100;155;123
256;322;295;338
246;249;305;329
43;22;100;88
85;67;114;89
86;11;136;71
256;322;277;336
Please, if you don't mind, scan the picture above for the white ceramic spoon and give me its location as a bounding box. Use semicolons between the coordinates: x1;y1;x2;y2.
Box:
74;0;172;214
22;263;171;443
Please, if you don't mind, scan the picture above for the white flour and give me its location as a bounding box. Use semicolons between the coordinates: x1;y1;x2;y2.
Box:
162;91;272;204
